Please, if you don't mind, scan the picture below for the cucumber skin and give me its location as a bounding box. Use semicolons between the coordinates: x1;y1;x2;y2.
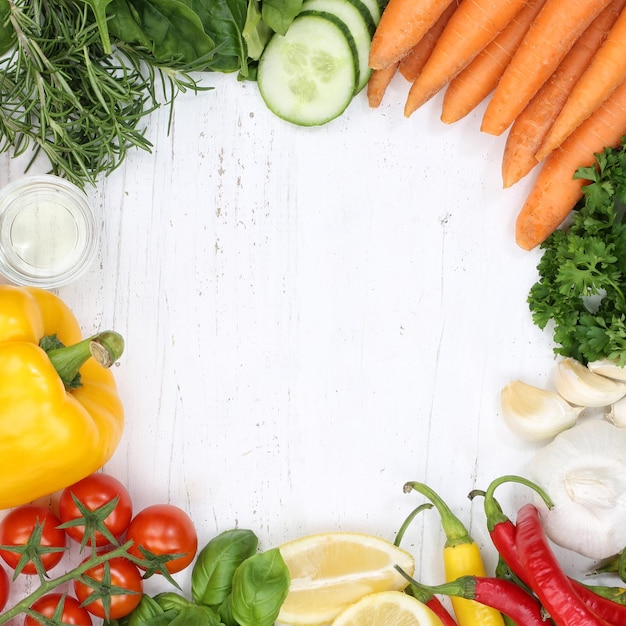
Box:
301;0;373;92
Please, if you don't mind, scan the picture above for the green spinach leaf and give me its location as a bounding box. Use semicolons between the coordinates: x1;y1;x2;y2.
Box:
109;0;217;68
184;0;249;74
0;0;15;55
75;0;115;52
261;0;302;35
243;0;272;61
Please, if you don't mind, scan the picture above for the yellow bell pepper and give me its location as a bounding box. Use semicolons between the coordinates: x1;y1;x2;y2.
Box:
0;284;125;510
404;481;506;626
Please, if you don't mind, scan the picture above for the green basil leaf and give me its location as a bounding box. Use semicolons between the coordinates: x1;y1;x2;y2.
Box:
230;549;290;626
168;606;223;626
191;529;259;608
261;0;302;35
153;592;193;614
125;594;167;626
217;595;236;626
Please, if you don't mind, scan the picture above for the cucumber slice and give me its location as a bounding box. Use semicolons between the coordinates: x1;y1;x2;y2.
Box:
302;0;373;92
348;0;377;32
257;12;358;126
354;0;380;26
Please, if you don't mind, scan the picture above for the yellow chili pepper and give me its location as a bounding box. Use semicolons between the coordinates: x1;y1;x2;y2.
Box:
0;284;125;510
404;481;506;626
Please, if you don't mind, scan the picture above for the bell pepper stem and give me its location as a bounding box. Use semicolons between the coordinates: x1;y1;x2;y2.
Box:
45;331;124;387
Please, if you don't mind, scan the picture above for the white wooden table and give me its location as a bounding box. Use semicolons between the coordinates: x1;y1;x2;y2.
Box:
1;70;588;612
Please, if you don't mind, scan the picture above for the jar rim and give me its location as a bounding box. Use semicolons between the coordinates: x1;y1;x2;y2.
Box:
0;175;98;288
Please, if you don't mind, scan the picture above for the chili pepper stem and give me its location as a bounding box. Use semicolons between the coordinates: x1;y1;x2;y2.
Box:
45;331;125;386
472;475;554;531
0;540;134;625
403;481;471;546
396;565;476;599
394;503;433;548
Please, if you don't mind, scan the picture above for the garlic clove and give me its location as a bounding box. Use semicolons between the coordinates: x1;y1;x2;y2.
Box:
553;358;626;408
501;380;583;441
588;358;626;381
608;395;626;428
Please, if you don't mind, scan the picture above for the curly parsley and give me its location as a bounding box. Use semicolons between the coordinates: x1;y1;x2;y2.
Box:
528;139;626;366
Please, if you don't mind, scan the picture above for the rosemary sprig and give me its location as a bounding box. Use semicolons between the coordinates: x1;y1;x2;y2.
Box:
0;0;208;188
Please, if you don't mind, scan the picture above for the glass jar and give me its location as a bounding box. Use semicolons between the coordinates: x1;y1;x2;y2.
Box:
0;175;98;288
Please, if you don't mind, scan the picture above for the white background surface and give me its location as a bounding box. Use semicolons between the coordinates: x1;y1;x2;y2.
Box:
0;70;591;614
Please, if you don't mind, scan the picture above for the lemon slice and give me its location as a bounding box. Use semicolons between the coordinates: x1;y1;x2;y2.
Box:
331;590;445;626
277;531;415;625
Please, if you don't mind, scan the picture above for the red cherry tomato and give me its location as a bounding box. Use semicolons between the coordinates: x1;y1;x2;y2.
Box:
24;593;92;626
126;504;198;574
73;556;143;619
58;473;133;547
0;505;66;575
0;565;9;612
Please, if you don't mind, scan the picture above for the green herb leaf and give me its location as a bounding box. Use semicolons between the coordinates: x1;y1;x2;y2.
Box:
75;0;116;53
191;529;258;608
229;548;290;626
528;138;626;365
261;0;302;35
0;0;205;188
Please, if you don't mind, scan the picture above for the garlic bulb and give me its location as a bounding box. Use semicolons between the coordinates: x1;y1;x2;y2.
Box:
608;395;626;428
528;419;626;559
553;358;626;407
588;358;626;381
501;380;583;441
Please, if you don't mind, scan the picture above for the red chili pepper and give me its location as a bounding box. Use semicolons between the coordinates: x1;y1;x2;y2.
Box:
474;475;554;584
397;570;547;626
582;584;626;606
405;585;458;626
475;480;626;626
515;503;611;626
570;582;626;626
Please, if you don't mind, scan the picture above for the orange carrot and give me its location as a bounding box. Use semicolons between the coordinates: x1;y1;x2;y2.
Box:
515;79;626;250
440;0;548;124
481;0;614;136
536;5;626;158
403;0;529;117
367;63;399;107
369;0;454;70
502;0;626;187
398;0;458;82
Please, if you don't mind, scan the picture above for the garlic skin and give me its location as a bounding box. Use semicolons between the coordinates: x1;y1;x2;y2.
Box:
588;358;626;381
608;395;626;428
553;358;626;407
501;380;583;441
528;419;626;559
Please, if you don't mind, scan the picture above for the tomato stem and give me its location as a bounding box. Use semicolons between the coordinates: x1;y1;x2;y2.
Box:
0;540;133;625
